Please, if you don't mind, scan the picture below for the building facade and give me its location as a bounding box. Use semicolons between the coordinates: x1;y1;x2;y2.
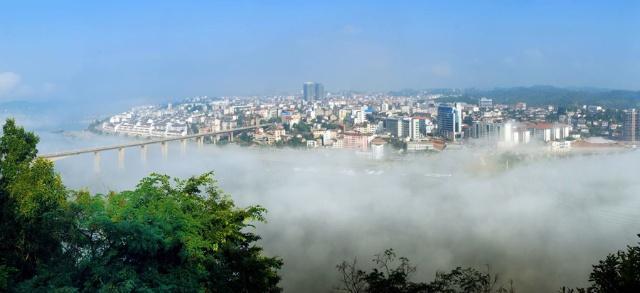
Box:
437;103;462;140
385;117;403;138
623;109;638;142
470;121;502;139
479;97;493;108
303;82;324;102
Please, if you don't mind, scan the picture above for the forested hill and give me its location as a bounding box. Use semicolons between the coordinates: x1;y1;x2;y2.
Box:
434;86;640;108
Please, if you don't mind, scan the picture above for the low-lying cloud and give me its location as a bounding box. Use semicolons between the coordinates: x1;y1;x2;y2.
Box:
40;131;640;292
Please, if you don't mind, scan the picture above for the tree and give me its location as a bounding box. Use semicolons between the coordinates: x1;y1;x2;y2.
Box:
336;258;367;293
336;249;427;293
188;123;199;135
390;138;407;151
237;132;254;146
322;122;340;130
288;136;306;148
0;119;282;292
427;267;510;293
0;119;69;289
0;119;39;182
266;117;282;124
20;172;282;292
561;235;640;293
336;249;514;293
587;235;640;293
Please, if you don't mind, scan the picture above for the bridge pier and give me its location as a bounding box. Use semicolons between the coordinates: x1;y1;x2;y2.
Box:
161;142;168;160
181;139;187;155
118;148;125;169
140;145;147;164
197;137;204;149
230;132;234;142
94;152;101;173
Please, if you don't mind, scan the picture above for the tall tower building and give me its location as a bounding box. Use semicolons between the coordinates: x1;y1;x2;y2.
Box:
623;109;638;142
437;105;455;140
437;103;462;140
401;118;411;139
454;103;463;134
303;82;324;102
407;118;421;141
303;82;316;102
315;83;324;101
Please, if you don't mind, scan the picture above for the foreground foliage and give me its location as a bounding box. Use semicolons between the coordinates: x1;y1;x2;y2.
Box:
562;235;640;293
338;239;640;293
0;119;281;292
335;249;513;293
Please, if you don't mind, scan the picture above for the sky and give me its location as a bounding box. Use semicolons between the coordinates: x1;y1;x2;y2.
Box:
1;1;639;107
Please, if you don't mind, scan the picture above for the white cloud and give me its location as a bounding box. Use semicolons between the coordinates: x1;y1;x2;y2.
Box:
0;72;21;95
0;72;58;101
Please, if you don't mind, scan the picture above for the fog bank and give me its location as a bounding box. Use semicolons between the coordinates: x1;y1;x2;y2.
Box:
39;132;640;292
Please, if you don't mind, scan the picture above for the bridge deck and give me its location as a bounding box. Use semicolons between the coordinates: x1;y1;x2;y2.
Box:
39;124;271;159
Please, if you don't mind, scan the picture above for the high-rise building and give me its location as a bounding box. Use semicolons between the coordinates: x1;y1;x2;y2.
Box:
401;118;411;139
527;122;572;142
454;104;463;133
470;121;502;139
408;118;421;141
315;83;324;101
499;122;531;147
386;117;422;140
437;103;462;140
353;108;366;124
623;109;638;142
437;105;454;139
303;82;315;101
303;82;324;101
385;117;403;138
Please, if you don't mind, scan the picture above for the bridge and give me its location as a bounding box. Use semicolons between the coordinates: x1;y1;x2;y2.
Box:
38;124;271;172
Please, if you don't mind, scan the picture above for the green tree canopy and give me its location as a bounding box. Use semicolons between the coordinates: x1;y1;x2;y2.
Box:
21;172;282;292
575;235;640;293
0;119;69;288
0;119;282;292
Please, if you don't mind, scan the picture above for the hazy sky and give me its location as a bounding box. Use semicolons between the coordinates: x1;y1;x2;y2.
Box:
1;1;639;105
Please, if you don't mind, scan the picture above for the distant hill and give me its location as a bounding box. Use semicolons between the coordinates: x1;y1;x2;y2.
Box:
431;86;640;108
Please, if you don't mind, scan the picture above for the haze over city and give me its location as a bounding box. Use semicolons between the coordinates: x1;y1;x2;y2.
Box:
1;1;640;293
